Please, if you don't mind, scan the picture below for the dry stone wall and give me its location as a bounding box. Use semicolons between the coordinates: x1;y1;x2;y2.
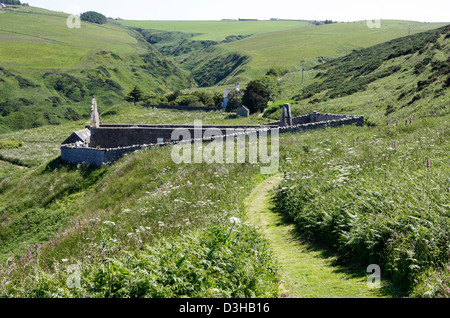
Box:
61;112;364;166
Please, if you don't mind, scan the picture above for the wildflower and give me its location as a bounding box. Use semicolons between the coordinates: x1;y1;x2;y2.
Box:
103;221;116;226
229;217;241;224
427;158;430;169
394;142;397;149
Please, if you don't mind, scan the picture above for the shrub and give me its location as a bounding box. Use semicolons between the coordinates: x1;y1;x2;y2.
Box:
80;11;107;25
0;140;23;149
242;76;280;113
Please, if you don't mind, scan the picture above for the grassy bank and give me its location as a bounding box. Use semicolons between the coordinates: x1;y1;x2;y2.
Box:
273;114;449;297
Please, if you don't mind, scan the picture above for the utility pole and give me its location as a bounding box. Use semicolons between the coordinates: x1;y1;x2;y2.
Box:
302;62;305;84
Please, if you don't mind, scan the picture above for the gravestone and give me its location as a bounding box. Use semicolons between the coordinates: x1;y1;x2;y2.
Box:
236;105;250;117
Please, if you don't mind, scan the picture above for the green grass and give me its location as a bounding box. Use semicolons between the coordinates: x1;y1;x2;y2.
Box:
0;11;449;298
223;20;448;68
245;175;392;297
118;20;310;41
0;6;192;133
120;19;448;85
268;24;450;126
0;104;447;297
0;130;279;297
273;114;449;297
0;7;139;70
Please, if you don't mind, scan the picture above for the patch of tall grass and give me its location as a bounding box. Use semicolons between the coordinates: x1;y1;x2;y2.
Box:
273;114;449;296
0;140;278;297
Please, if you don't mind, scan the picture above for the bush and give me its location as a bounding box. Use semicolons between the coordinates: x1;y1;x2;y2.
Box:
80;11;107;25
0;140;23;149
2;0;21;4
242;76;280;113
266;66;289;78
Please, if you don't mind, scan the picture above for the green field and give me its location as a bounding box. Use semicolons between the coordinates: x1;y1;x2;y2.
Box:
222;20;449;78
0;6;192;133
118;19;310;41
0;6;140;70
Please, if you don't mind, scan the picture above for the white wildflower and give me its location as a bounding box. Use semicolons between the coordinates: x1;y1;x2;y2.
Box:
229;217;241;224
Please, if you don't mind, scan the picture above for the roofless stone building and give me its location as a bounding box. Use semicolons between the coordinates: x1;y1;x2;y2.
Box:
61;99;364;166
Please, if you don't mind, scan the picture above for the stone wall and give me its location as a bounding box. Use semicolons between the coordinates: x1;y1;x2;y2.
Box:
144;105;218;112
61;112;364;166
279;114;364;134
89;124;272;148
61;146;105;166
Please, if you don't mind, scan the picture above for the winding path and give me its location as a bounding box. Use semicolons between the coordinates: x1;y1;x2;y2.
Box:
245;175;386;298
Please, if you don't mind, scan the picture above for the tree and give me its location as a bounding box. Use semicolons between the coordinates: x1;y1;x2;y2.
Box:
242;76;279;113
2;0;22;4
80;11;108;25
125;86;143;105
174;94;203;106
225;90;243;111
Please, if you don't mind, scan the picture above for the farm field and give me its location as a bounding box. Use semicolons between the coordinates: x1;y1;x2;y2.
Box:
0;6;140;70
118;19;310;41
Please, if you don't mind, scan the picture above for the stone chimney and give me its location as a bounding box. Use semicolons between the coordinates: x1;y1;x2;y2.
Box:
90;96;100;128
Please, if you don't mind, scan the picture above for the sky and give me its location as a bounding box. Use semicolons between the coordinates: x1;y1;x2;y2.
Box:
25;0;450;22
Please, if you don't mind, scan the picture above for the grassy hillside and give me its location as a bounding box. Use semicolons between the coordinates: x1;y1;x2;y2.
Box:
0;6;192;133
120;19;448;85
267;24;450;296
222;20;449;80
0;106;280;297
0;106;447;298
266;24;450;124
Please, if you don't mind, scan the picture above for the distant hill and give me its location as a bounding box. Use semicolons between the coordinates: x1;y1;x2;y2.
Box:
270;24;450;125
119;19;449;85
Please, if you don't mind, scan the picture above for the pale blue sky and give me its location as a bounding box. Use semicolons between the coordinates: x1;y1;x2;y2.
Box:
25;0;450;22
